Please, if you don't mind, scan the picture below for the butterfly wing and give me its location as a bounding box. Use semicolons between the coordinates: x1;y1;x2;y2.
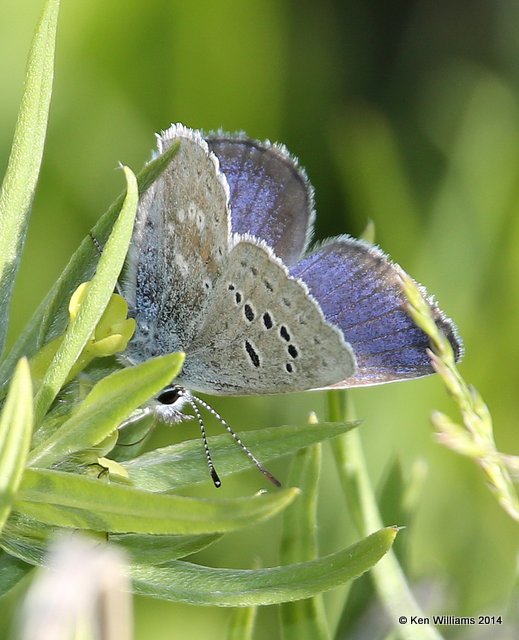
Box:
206;134;314;267
290;237;463;386
124;124;232;361
178;237;356;395
125;124;462;393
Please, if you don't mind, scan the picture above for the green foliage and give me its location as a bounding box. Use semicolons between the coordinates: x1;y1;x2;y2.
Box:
0;134;180;403
32;166;139;424
0;359;33;531
227;605;257;640
0;0;59;356
0;5;399;636
329;393;443;640
130;527;397;606
2;1;519;639
121;423;357;491
279;443;330;639
404;276;519;522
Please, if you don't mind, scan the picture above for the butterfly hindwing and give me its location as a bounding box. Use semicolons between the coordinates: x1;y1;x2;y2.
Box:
179;237;356;395
290;237;463;385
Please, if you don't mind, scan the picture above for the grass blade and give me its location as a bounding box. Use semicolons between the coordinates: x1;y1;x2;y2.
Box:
0;0;60;356
280;443;329;639
328;391;444;640
0;359;33;532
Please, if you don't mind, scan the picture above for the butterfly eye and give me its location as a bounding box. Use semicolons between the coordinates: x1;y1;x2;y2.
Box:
157;386;182;405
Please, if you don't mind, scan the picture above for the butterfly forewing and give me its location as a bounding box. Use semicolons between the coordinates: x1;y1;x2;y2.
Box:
207;135;314;267
124;125;232;361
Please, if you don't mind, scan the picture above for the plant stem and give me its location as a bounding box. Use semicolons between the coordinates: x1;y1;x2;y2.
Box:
328;390;443;640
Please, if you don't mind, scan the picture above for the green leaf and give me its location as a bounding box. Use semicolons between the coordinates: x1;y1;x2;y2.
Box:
33;167;138;424
112;532;222;565
122;421;357;491
280;444;321;563
110;409;156;461
131;527;397;606
0;551;32;598
0;0;60;356
0;359;33;533
1;512;55;567
280;444;330;640
29;353;184;468
1;511;220;567
0;141;179;398
15;468;299;535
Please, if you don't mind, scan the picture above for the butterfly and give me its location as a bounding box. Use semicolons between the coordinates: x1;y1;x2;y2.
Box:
121;123;463;485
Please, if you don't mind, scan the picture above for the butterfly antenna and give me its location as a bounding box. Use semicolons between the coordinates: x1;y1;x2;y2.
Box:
88;231;104;255
190;395;281;488
178;391;221;488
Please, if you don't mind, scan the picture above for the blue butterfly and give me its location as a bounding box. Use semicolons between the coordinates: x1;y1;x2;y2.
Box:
122;124;463;485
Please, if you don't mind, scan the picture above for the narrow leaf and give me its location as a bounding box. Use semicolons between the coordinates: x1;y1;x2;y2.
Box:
112;533;222;565
280;444;329;640
0;0;60;355
15;468;299;535
29;353;184;468
1;518;52;567
280;444;321;563
131;527;398;606
0;551;32;598
122;422;357;491
1;511;220;569
33;167;138;423
0;359;33;532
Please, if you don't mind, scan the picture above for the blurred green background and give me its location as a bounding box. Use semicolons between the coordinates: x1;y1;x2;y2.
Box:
1;0;519;638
